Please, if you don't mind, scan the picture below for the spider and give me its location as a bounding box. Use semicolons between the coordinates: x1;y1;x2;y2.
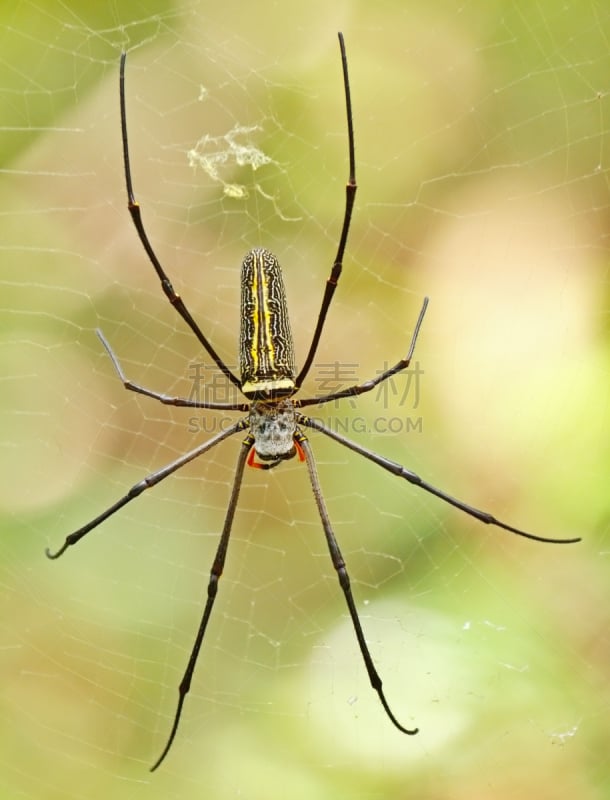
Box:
46;33;580;771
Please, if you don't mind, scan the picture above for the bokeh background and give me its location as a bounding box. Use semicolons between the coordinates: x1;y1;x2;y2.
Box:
2;1;609;798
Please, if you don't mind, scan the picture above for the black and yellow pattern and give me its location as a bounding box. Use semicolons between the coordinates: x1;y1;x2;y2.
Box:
239;248;296;399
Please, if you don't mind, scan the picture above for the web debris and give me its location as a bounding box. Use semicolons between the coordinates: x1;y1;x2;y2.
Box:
188;123;275;199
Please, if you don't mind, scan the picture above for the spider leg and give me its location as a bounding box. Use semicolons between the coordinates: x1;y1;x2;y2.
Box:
97;329;249;412
119;52;241;390
299;416;581;545
150;438;251;771
45;419;248;559
298;432;419;736
298;297;428;408
296;32;357;388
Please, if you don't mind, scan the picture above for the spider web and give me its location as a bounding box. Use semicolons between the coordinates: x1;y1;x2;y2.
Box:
2;1;609;797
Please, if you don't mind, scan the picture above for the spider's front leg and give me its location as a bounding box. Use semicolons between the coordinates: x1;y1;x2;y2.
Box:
119;50;241;390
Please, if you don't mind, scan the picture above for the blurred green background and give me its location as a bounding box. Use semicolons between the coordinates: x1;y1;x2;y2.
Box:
2;1;609;798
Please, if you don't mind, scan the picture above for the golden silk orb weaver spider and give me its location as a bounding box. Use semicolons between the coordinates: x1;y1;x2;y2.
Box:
46;33;581;771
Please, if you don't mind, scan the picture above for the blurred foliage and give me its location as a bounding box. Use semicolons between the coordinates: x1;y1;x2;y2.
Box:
2;1;609;799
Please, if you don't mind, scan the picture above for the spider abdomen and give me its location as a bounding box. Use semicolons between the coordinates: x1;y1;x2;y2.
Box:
239;247;296;399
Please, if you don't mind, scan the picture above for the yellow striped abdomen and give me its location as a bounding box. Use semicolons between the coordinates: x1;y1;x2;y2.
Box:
239;248;296;399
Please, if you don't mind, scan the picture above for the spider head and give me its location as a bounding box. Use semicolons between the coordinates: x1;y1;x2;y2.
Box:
248;399;299;467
